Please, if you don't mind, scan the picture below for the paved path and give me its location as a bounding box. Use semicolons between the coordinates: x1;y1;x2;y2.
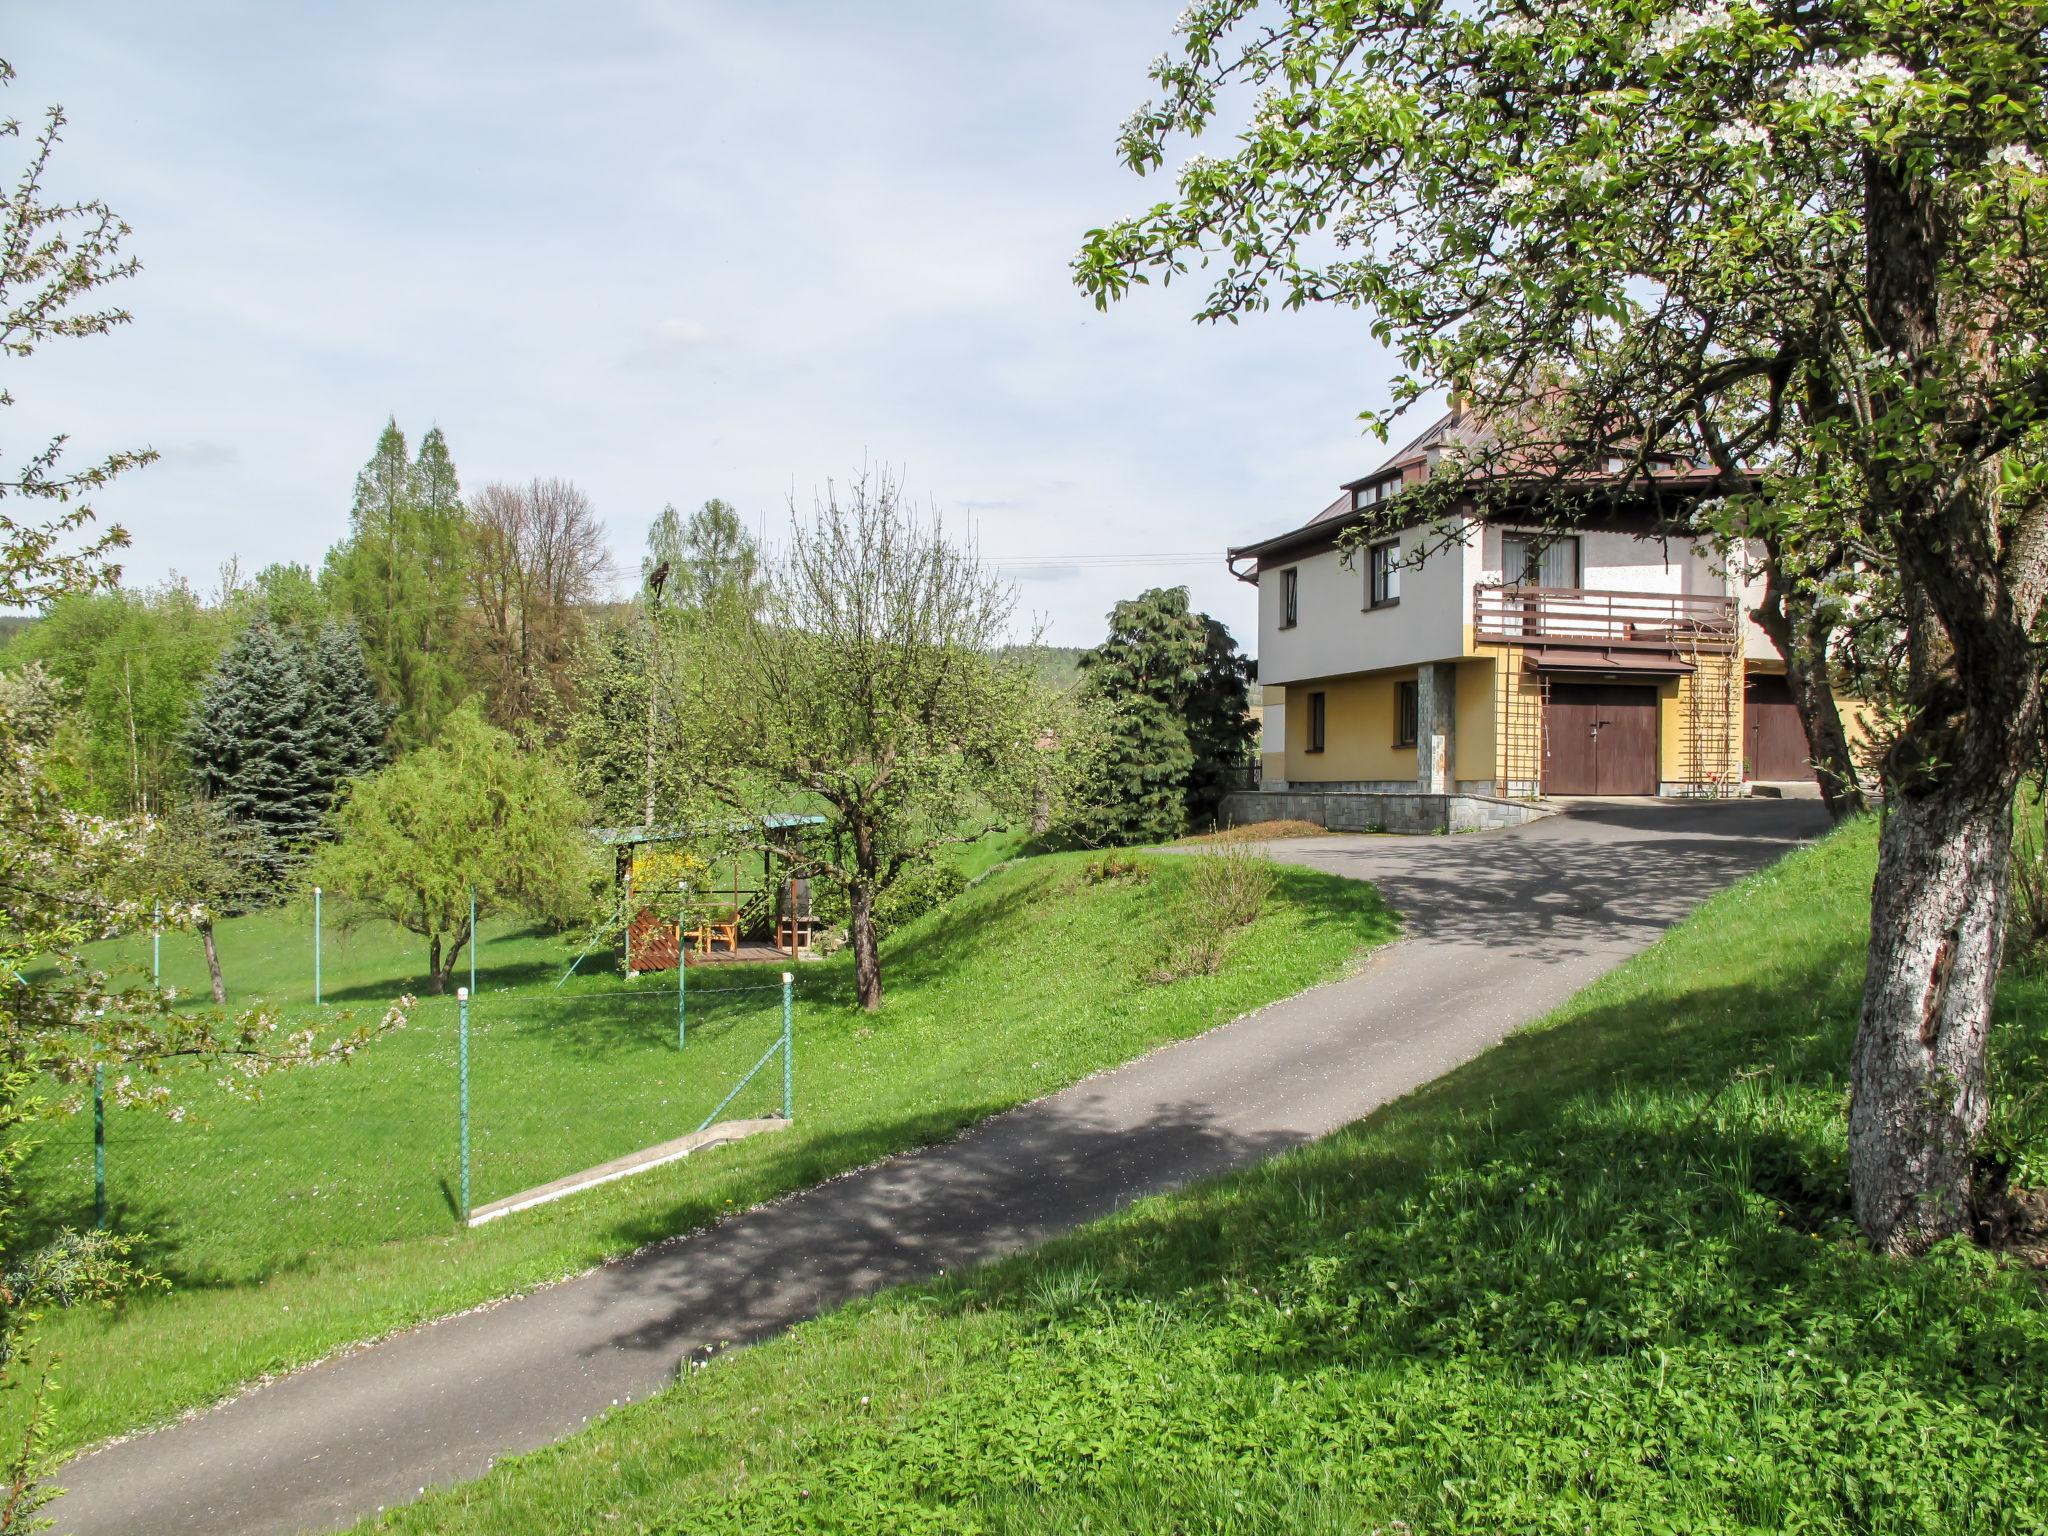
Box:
51;797;1826;1536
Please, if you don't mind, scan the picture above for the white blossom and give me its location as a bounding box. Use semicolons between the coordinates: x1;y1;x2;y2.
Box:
1491;12;1542;40
1710;119;1772;151
1784;53;1917;106
1636;0;1734;60
1988;142;2046;176
1488;173;1537;207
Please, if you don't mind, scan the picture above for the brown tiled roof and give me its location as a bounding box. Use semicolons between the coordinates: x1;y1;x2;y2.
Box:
1232;400;1740;567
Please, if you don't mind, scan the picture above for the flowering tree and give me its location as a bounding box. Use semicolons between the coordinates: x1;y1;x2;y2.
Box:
0;64;404;1526
1078;0;2048;1253
682;469;1068;1011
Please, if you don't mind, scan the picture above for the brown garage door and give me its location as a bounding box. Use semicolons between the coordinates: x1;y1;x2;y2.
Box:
1745;674;1814;781
1544;683;1660;795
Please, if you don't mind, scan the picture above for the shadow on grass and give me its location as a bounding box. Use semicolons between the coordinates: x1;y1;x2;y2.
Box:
848;912;2048;1465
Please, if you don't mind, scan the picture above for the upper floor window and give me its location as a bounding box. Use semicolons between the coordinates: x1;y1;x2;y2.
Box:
1350;476;1396;511
1369;540;1402;608
1502;532;1581;590
1280;566;1299;628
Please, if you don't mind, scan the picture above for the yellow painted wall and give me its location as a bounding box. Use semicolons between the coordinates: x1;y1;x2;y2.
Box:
1657;655;1744;790
1454;657;1496;785
1483;647;1546;792
1285;670;1418;782
1655;678;1686;781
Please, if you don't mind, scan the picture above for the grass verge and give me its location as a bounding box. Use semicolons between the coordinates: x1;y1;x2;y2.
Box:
357;817;2048;1535
32;850;1392;1461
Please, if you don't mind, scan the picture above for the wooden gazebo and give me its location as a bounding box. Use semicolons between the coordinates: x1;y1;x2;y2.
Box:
593;814;826;970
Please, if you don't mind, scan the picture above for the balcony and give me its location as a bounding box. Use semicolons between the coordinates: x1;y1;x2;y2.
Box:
1472;584;1737;655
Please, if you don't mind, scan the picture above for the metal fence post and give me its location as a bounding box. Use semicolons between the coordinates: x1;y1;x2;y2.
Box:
93;1062;106;1230
152;901;161;987
313;886;322;1006
677;883;688;1051
457;986;471;1222
781;972;793;1120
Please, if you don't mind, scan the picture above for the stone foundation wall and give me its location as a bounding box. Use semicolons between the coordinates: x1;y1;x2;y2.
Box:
1219;789;1554;836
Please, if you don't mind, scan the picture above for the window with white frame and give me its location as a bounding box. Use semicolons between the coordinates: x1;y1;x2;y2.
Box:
1369;540;1402;607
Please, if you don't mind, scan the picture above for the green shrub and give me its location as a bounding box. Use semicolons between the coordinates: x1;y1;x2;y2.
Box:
1075;852;1151;886
1150;843;1276;982
812;859;968;942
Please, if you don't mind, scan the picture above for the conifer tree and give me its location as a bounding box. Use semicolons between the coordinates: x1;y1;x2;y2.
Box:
306;620;389;790
1183;616;1258;827
185;620;321;885
1072;588;1205;846
321;419;473;746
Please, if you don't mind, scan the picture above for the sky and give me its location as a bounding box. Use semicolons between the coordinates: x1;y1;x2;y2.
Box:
6;2;1413;650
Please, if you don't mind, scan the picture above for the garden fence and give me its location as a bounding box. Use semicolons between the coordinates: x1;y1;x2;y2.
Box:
48;899;804;1277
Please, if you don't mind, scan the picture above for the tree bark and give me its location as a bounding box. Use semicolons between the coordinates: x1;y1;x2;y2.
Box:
428;933;444;996
849;881;883;1012
1851;783;2015;1251
1848;155;2046;1252
1753;545;1866;822
199;919;226;1006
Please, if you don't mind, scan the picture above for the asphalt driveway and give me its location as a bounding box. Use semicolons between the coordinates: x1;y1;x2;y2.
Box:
50;796;1828;1536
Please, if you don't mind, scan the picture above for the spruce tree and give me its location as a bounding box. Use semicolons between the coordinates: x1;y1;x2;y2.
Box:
186;621;322;886
1072;588;1206;846
1183;615;1258;827
306;620;389;792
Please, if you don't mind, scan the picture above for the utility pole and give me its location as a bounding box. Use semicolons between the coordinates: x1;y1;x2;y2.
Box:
643;559;669;826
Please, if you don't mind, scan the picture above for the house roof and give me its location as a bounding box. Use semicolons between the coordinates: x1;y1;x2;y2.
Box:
593;814;827;847
1230;403;1744;573
1523;648;1696;677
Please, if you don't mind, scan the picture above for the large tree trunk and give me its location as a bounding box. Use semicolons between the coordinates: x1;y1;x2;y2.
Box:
199;919;227;1006
848;882;882;1012
1753;544;1866;822
1848;156;2046;1252
1851;783;2014;1252
428;933;445;996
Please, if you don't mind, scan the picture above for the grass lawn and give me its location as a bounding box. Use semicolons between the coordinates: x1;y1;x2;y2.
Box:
28;850;1393;1462
357;817;2048;1535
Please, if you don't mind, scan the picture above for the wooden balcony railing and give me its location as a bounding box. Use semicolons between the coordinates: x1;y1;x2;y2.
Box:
1472;584;1738;652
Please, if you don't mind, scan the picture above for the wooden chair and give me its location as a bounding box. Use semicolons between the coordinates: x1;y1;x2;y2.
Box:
688;912;740;955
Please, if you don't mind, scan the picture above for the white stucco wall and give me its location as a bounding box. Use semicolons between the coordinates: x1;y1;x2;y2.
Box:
1257;519;1479;687
1257;520;1784;685
1475;525;1721;592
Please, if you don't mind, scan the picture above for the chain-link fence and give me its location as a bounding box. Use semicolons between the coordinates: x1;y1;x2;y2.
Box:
33;905;806;1283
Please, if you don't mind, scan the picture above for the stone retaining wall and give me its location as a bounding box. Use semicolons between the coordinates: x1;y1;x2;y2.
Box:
1219;788;1554;836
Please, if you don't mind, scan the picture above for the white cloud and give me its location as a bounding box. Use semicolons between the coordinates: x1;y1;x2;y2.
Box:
7;0;1397;647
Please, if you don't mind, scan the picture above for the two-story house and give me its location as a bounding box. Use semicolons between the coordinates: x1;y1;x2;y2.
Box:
1226;404;1816;829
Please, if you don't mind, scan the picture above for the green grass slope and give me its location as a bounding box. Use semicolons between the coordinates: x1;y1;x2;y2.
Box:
359;819;2048;1536
31;850;1392;1461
